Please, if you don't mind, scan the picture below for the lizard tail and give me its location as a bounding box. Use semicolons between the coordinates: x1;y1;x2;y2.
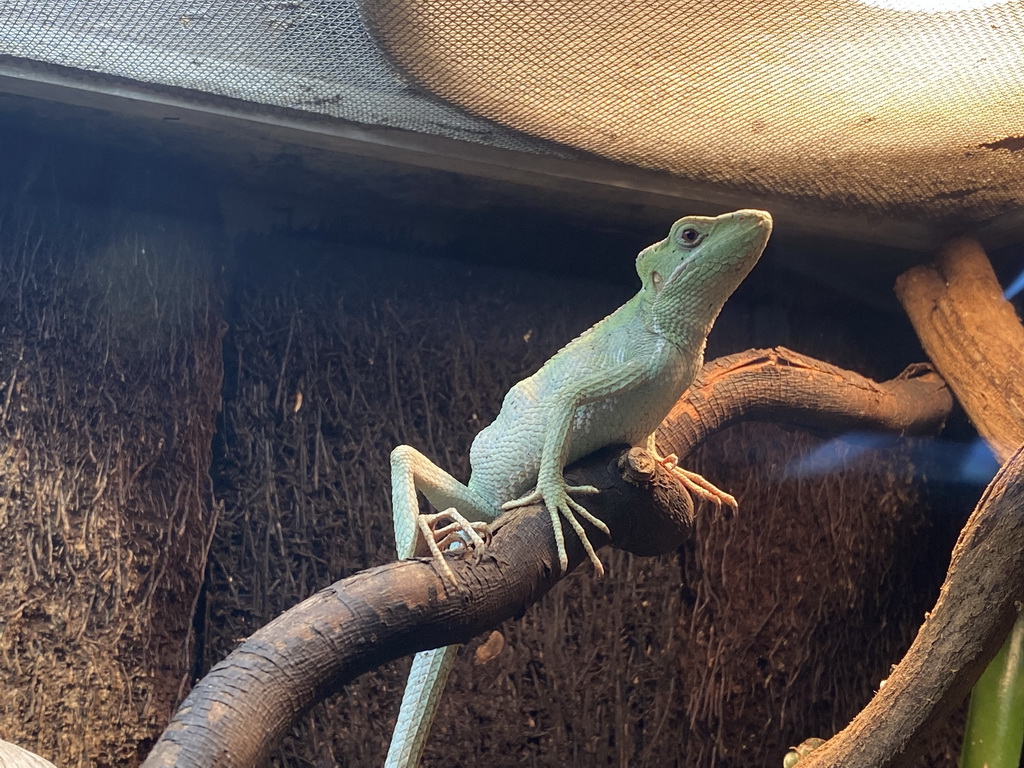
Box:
384;645;459;767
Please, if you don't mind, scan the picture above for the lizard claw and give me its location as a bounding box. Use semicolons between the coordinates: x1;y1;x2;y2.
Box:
658;453;738;513
783;738;826;767
502;483;608;577
416;509;490;586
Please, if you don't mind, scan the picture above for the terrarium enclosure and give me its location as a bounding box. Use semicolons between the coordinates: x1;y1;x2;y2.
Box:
0;1;1022;767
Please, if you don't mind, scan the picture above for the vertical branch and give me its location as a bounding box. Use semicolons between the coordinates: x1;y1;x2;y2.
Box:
896;238;1024;768
813;236;1024;768
894;237;1024;462
781;237;1024;768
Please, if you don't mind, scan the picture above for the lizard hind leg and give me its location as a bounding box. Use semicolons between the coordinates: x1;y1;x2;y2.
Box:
420;511;490;554
391;444;496;585
415;509;490;582
387;447;491;768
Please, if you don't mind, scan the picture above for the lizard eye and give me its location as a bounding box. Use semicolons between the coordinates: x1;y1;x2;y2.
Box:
676;227;704;248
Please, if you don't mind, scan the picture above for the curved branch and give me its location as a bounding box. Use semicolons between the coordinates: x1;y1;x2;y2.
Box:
142;348;952;767
142;447;691;768
659;346;952;454
796;444;1024;768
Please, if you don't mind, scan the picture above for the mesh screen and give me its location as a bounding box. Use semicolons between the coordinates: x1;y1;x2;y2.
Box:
0;0;569;154
364;0;1024;220
1;1;1023;221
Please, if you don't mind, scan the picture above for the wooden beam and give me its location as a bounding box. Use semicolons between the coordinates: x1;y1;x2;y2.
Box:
0;58;940;251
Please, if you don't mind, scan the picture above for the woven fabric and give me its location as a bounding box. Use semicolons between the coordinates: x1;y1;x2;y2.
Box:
365;0;1024;219
0;0;568;153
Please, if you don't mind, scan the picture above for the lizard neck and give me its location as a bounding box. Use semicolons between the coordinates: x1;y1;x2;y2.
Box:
643;291;714;356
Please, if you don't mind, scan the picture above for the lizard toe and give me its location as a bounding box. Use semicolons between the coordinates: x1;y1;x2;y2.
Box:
501;488;542;511
556;497;607;577
416;509;490;587
565;483;600;496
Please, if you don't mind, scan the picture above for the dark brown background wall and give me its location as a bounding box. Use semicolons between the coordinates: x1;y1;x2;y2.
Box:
0;99;985;766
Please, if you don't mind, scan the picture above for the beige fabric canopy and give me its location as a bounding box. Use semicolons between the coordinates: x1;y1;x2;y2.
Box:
366;0;1024;221
0;0;1022;241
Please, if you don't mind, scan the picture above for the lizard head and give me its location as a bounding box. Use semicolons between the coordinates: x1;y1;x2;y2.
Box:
637;208;772;337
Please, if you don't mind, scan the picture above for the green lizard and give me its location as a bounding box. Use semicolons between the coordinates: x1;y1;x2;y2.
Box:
385;208;772;767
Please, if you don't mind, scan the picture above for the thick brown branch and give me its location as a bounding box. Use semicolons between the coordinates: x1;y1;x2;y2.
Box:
797;445;1024;768
142;447;692;768
895;237;1024;462
142;350;952;767
797;238;1024;767
658;346;952;454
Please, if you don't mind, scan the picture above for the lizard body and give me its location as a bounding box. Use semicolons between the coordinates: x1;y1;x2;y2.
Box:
386;209;772;767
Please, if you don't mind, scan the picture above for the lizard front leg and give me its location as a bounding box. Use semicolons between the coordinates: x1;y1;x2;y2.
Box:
503;363;653;577
503;478;606;576
500;396;607;576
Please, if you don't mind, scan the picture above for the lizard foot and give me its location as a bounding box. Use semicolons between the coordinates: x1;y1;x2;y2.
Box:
502;483;608;577
416;509;490;585
658;453;738;513
783;737;826;767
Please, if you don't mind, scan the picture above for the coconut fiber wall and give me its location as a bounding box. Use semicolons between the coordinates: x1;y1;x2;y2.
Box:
0;126;974;766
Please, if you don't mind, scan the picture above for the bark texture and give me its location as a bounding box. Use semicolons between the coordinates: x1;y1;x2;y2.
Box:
795;445;1024;768
894;236;1024;462
659;347;951;451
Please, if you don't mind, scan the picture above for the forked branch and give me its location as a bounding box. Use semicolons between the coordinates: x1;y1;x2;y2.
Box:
796;236;1024;767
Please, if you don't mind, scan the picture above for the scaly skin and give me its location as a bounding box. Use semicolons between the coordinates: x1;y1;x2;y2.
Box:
386;209;773;767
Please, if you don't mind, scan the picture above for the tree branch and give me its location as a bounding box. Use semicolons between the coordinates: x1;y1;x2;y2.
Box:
791;237;1024;768
142;447;689;768
659;346;951;454
895;237;1024;462
795;444;1024;768
142;348;952;768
